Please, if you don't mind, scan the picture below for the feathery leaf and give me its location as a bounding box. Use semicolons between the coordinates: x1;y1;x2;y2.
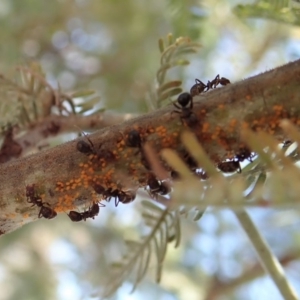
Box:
101;200;181;298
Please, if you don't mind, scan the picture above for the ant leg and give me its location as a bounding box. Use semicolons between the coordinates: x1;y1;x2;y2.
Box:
173;102;181;110
213;75;220;88
189;98;193;109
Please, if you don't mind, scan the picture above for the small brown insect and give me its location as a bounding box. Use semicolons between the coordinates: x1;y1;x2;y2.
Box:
217;160;241;174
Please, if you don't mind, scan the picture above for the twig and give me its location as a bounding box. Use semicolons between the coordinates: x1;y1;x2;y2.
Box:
205;250;300;300
233;208;299;300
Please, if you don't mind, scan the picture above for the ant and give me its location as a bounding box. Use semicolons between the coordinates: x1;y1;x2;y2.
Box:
206;74;230;91
76;132;96;155
68;202;101;222
182;151;198;171
282;140;293;148
126;129;142;148
26;184;57;219
118;190;136;204
76;131;96;156
235;147;255;163
172;92;197;126
103;188;136;206
217;160;241;174
92;183;105;195
77;140;94;155
190;79;207;97
147;175;171;197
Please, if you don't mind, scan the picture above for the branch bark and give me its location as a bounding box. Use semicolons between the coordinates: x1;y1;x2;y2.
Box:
17;111;138;154
1;59;300;235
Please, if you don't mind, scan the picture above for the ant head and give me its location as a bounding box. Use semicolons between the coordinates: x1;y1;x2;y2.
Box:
177;92;192;107
127;130;141;147
77;140;93;154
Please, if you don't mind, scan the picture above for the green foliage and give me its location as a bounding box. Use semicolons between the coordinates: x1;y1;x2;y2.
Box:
0;63;101;134
234;0;300;25
102;200;181;298
154;34;201;108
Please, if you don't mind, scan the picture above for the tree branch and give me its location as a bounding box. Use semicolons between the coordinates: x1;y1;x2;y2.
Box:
1;59;300;235
17;112;138;154
234;209;298;300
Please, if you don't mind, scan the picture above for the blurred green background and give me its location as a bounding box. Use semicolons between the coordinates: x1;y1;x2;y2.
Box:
0;0;300;299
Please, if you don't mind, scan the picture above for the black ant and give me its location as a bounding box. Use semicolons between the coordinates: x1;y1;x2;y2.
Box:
127;130;142;148
26;184;57;219
118;190;136;204
282;140;293;148
77;140;94;155
92;183;105;195
235;147;255;163
38;206;57;219
68;202;101;222
76;132;96;155
217;160;241;174
190;79;207;97
147;175;171;197
182;151;198;171
206;74;230;91
68;211;83;222
103;188;136;206
172;92;197;126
